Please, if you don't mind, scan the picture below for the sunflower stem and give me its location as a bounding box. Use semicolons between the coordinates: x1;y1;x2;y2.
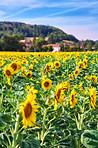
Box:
41;108;47;146
12;114;20;148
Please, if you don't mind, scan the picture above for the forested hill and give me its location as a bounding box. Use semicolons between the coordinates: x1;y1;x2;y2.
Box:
0;21;78;42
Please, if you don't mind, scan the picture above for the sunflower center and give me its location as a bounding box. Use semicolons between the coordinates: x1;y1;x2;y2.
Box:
56;63;59;66
57;89;61;100
91;77;95;81
11;63;17;71
44;82;49;87
46;65;50;70
24;102;32;118
6;70;11;76
75;70;78;74
28;73;31;77
72;95;74;102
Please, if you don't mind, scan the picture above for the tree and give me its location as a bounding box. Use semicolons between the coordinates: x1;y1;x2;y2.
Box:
35;37;47;52
1;34;25;51
95;42;98;51
87;43;92;51
59;42;64;51
48;33;55;44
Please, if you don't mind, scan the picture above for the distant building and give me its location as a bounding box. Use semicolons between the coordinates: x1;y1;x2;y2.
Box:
42;44;61;52
19;40;32;51
70;45;75;48
92;47;95;50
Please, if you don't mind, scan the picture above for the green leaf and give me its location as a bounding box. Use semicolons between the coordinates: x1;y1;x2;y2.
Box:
0;113;12;123
0;120;6;130
81;130;98;148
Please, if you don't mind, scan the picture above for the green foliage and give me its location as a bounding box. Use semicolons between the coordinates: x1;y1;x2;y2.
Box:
0;34;25;51
81;130;98;148
0;21;78;42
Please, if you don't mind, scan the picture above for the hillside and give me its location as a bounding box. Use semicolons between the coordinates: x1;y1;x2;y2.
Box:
0;21;78;42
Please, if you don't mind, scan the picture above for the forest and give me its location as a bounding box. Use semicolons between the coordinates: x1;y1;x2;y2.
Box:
0;21;78;42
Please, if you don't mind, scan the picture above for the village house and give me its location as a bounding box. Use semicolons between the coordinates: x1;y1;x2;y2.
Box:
19;40;32;51
70;45;75;48
42;44;61;52
92;47;95;50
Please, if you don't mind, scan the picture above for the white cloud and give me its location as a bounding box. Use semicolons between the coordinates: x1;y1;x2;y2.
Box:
0;0;37;7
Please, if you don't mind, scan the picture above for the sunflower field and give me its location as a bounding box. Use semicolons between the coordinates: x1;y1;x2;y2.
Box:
0;51;98;148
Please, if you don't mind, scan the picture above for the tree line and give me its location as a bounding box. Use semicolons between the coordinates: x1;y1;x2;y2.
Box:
0;34;97;52
0;21;78;42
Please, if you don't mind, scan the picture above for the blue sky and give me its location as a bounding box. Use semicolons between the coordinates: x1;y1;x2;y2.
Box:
0;0;98;41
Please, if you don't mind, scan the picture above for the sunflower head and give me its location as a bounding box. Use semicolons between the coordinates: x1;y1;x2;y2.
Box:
54;61;61;68
3;65;14;78
90;75;97;83
89;87;96;109
20;96;40;128
74;68;79;77
69;89;78;108
55;84;64;104
78;61;84;68
42;79;52;90
26;72;32;78
69;74;73;80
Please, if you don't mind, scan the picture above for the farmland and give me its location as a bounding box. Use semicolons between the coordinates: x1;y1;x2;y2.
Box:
0;51;98;148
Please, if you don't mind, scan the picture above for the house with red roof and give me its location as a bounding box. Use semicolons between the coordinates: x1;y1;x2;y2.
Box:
42;44;61;52
19;40;32;51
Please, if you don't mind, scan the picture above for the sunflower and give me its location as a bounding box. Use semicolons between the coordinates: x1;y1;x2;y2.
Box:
69;89;78;108
78;61;84;68
90;75;97;83
54;61;61;68
26;85;30;92
30;87;38;96
89;87;96;109
45;63;50;71
42;79;52;90
74;68;79;77
69;74;73;80
83;59;87;67
26;72;32;78
84;75;89;79
29;64;33;70
62;81;70;92
10;61;19;74
22;59;28;64
3;65;14;78
55;83;64;104
19;97;40;128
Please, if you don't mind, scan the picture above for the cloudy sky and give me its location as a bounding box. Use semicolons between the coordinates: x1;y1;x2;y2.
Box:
0;0;98;40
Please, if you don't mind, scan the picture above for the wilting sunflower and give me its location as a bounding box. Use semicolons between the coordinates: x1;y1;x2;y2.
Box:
89;87;96;109
74;68;79;77
69;89;78;108
54;61;61;68
19;97;40;128
3;65;14;78
42;79;52;90
90;75;97;83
